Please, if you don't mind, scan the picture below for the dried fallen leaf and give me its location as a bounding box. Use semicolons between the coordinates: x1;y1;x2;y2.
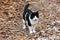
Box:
20;36;24;40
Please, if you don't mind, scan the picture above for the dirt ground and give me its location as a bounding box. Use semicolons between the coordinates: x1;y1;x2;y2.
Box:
0;0;60;40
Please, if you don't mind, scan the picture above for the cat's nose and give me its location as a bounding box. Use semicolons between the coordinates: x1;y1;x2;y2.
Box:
34;19;37;21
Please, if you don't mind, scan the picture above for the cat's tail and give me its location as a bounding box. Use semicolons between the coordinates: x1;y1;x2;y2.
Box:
24;3;30;11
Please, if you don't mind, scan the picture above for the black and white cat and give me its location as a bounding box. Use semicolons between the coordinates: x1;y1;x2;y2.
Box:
22;4;39;34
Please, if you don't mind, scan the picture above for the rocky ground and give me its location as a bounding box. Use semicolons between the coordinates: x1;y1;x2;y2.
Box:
0;0;60;40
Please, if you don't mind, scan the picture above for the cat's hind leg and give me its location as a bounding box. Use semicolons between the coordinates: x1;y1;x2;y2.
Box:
22;19;26;29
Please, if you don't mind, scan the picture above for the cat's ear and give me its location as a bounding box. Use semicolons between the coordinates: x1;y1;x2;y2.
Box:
36;11;39;18
36;11;38;14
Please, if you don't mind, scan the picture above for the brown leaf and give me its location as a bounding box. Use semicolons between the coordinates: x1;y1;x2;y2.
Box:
20;36;24;40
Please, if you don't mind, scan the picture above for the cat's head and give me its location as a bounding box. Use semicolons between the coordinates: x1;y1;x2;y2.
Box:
29;11;39;23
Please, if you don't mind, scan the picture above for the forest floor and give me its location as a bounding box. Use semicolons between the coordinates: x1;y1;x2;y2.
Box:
0;0;60;40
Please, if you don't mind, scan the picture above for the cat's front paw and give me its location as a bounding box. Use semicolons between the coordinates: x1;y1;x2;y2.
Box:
33;30;36;33
23;25;26;29
30;31;33;34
